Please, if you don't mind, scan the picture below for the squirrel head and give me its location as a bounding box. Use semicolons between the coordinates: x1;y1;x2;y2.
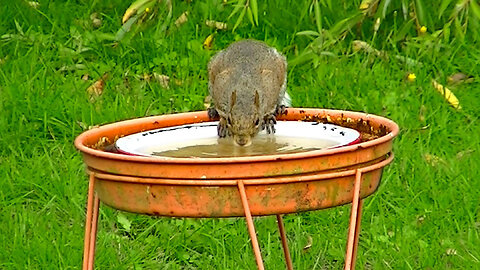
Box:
227;90;261;146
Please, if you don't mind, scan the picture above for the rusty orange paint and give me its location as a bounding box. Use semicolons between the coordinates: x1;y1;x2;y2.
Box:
75;108;398;218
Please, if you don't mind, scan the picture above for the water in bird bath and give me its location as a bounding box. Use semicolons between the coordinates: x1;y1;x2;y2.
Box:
115;121;360;158
149;135;337;158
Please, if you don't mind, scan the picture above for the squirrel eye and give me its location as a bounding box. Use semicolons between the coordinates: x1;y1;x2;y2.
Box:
254;119;260;126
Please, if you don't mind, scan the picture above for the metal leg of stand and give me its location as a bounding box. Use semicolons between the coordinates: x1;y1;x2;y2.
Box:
276;215;293;270
351;199;363;269
237;181;265;270
83;173;100;270
344;170;364;270
87;194;100;269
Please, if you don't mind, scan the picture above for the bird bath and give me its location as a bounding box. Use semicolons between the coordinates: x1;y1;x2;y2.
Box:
75;108;398;270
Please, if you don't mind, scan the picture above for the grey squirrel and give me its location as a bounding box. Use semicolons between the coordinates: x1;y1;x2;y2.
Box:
208;40;288;146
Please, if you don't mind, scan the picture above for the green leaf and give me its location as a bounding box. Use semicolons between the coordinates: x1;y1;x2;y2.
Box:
228;0;246;20
232;6;247;31
376;0;393;19
450;0;466;20
117;212;132;232
414;0;427;27
394;55;423;67
296;30;320;37
314;0;322;34
401;0;408;20
122;0;156;23
288;49;316;66
321;0;332;9
470;0;480;21
126;0;155;11
14;19;24;35
154;0;173;34
329;12;364;37
438;0;454;18
309;36;324;52
443;21;451;43
246;6;254;26
115;13;141;41
250;0;259;26
93;32;116;41
454;16;465;42
393;18;414;42
116;0;171;42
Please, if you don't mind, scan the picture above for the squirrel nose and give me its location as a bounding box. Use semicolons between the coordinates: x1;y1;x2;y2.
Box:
235;135;251;147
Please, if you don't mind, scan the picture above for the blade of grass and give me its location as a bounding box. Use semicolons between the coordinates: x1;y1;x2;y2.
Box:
329;12;364;37
296;30;320;37
443;21;451;42
376;0;392;19
232;5;246;31
439;0;454;18
393;18;414;42
228;0;246;20
250;0;258;26
454;16;465;41
115;13;141;41
314;0;322;34
401;0;408;20
414;0;427;27
470;0;480;21
246;6;254;26
122;0;156;24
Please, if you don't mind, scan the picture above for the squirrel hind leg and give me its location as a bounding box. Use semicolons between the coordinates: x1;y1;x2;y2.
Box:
263;114;277;134
217;118;228;137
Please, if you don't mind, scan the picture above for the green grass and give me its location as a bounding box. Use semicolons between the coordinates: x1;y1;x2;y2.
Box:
1;0;480;269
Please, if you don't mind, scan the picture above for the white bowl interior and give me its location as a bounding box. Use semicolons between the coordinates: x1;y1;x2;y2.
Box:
115;121;361;158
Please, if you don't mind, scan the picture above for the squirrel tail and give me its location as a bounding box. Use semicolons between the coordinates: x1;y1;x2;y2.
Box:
281;91;292;107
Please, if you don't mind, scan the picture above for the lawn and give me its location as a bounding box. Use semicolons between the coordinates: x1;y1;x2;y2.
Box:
1;0;479;269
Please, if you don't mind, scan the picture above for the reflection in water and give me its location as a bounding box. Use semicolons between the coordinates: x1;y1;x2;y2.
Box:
146;134;338;158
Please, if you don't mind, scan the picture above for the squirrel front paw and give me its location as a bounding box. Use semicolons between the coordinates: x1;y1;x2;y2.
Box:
208;107;220;119
217;118;228;137
262;114;277;134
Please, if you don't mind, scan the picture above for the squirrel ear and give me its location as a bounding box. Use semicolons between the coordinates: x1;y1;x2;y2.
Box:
254;91;260;108
231;90;237;107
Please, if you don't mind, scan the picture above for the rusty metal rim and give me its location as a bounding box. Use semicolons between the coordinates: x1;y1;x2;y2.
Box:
75;109;399;164
87;153;393;185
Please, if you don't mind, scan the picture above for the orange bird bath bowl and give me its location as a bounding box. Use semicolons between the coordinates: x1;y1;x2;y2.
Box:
75;108;398;270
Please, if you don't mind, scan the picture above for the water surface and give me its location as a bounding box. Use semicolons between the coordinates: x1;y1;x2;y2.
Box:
146;134;338;158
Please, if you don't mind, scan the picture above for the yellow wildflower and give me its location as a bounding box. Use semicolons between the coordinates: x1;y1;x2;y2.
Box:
407;73;416;82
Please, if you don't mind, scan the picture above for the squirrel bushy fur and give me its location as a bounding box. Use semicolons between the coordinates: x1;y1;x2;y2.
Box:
208;40;287;146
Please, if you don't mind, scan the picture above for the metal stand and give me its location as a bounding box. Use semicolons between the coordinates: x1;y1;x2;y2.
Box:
83;170;367;270
276;214;294;270
344;170;365;270
236;170;364;270
83;174;100;270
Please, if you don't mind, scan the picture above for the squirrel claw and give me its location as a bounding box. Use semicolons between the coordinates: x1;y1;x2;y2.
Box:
208;107;220;119
275;105;288;116
263;114;277;134
217;118;228;137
